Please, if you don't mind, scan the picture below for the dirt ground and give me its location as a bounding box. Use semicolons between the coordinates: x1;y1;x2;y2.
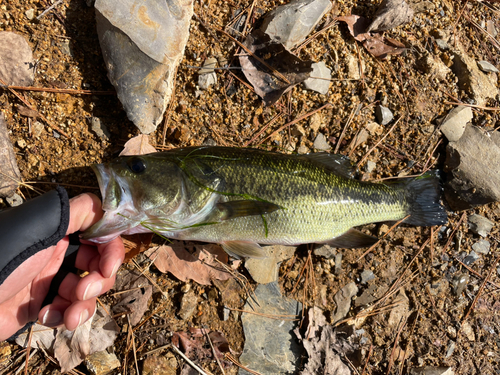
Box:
1;0;500;374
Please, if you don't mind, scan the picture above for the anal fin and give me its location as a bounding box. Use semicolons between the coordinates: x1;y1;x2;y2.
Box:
221;241;268;258
325;228;378;248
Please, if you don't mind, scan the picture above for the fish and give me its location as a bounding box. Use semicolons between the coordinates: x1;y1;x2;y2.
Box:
81;146;447;257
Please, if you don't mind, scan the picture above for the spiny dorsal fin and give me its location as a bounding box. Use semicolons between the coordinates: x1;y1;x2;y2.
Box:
299;153;357;179
326;228;378;248
216;200;282;220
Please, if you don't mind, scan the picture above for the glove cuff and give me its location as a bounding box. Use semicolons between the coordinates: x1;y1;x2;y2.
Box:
0;186;70;286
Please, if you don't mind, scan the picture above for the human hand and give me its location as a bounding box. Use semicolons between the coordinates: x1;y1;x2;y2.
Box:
0;193;125;341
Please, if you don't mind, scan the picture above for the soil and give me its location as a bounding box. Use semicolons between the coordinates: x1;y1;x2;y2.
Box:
1;0;500;374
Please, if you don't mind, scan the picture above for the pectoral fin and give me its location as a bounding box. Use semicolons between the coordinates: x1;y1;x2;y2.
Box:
326;228;379;248
221;241;268;258
216;200;281;220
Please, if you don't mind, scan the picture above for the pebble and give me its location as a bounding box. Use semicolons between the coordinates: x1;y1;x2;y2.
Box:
25;9;35;20
472;239;490;254
32;121;44;137
375;105;393;125
463;251;479;266
411;367;454;375
303;61;331;94
60;39;72;56
177;290;199;320
468;214;494;237
313;132;331;151
477;60;499;73
17;139;26;149
53;130;61;138
334;252;342;274
435;39;449;50
360;269;375;284
452;272;469;296
445;342;456;359
440;106;472;142
198;57;218;89
365;160;376;173
461;321;475;341
141;353;177;375
91;117;110;140
6;193;23;207
84;351;121;375
313;244;336;258
331;282;358;324
486;20;498;38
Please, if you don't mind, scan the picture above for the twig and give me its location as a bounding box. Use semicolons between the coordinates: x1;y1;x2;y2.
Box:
357;117;400;168
335;103;362;154
454;256;500;289
201;327;226;375
37;0;63;20
127;315;140;375
461;255;500;327
444;101;500;111
361;344;373;375
226;307;299;320
386;317;407;375
243;113;283;146
0;84;113;95
224;353;263;375
171;344;212;375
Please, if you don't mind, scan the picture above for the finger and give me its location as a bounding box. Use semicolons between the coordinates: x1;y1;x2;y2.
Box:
75;244;100;272
97;237;125;278
76;271;117;301
64;299;97;331
39;295;71;327
66;193;104;234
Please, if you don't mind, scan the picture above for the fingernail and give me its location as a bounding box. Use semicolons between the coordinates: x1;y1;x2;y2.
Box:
83;281;102;300
110;260;121;278
42;309;63;326
78;309;89;327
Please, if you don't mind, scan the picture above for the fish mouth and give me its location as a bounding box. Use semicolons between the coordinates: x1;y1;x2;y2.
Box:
81;163;142;243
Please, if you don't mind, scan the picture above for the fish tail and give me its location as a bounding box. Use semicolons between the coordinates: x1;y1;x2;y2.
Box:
398;171;448;226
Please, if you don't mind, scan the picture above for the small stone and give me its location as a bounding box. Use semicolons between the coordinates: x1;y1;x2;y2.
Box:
32;121;44;137
365;160;376;173
178;290;199;320
142;352;177;375
313;132;331;151
440;106;472;142
297;144;310;154
435;39;449;50
486;20;497;38
461;321;475;341
472;239;490;254
84;351;120;375
452;272;469;296
360;269;375;284
365;122;383;135
412;366;454;375
445;342;456;359
17;139;26;149
91;117;110;140
463;251;479;266
477;60;499;73
53;130;60;138
334;252;342;274
346;54;364;80
60;40;72;56
313;244;336;258
6;193;23;207
308;112;323;133
198;57;217;90
416;53;451;80
331;282;358;324
25;9;35;20
303;61;331;94
375;105;393;125
468;214;494;237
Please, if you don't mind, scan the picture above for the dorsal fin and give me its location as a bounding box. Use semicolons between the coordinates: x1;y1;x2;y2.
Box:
298;153;357;179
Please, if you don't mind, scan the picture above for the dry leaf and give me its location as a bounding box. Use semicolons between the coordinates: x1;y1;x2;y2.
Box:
239;29;313;105
172;327;230;361
54;319;92;373
0;113;21;198
89;305;120;353
122;233;153;262
338;15;407;59
366;0;414;33
145;242;232;286
119;134;157;156
15;324;56;350
113;270;153;326
0;31;34;86
16;105;38;118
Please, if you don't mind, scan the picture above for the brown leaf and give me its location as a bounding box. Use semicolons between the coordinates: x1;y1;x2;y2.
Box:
119;134;157;156
54;318;92;373
113;270;153;326
0;113;21;198
366;0;414;33
239;29;313;106
337;15;407;59
16;104;38;118
172;328;230;361
145;242;232;286
122;233;153;262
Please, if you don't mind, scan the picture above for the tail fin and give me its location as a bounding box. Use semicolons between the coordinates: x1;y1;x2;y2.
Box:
398;171;448;226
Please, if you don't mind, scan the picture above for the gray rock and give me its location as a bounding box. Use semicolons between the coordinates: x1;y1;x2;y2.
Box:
0;31;35;86
472;239;490;254
451;46;498;106
60;39;73;57
334;252;343;274
434;39;449;50
0;114;21;198
486;20;498;38
95;0;194;134
245;245;296;284
463;251;479;266
303;62;331;94
91;117;110;140
313;244;336;258
313;132;331;151
444;125;500;210
6;193;23;207
477;60;499;73
440;106;473;142
260;0;332;50
375;105;393;125
85;351;121;375
198;57;217;90
331;282;358;324
468;214;494;237
360;269;375;284
239;282;302;375
452;272;469;296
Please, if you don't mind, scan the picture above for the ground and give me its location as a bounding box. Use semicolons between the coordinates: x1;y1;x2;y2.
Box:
1;0;500;374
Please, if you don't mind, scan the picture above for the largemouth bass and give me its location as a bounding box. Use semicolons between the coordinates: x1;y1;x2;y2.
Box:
82;147;447;257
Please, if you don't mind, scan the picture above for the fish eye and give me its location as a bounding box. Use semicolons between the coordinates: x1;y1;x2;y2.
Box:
127;157;147;174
